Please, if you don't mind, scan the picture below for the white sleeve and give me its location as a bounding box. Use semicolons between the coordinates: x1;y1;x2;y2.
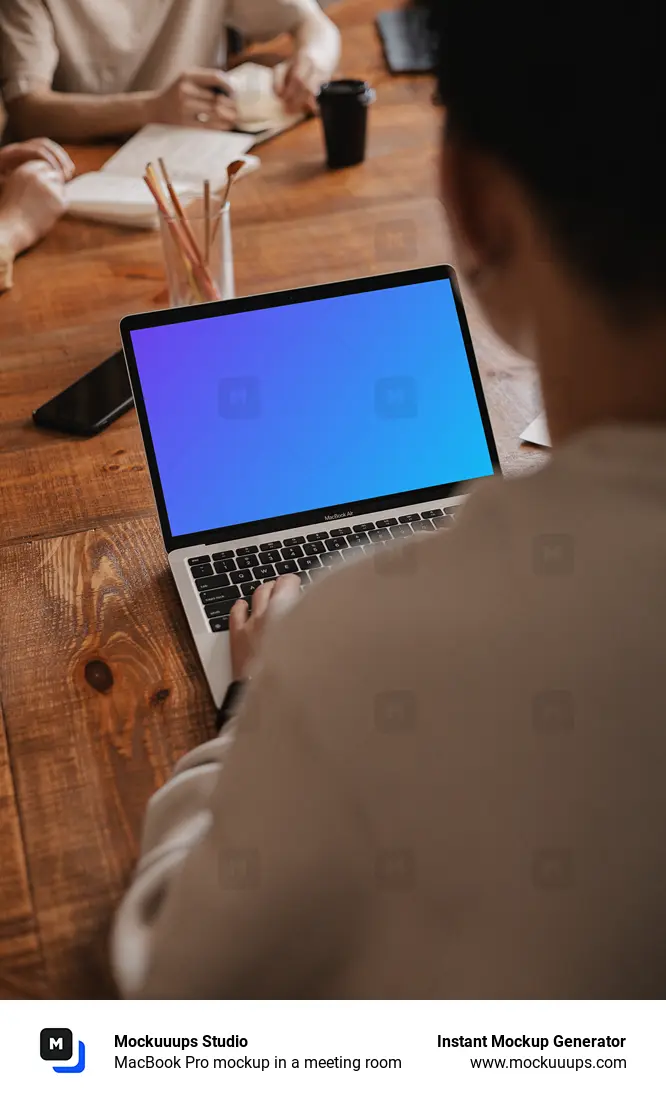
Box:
111;664;366;998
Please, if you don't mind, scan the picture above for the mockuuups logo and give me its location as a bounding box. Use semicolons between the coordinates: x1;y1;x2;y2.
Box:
40;1028;86;1074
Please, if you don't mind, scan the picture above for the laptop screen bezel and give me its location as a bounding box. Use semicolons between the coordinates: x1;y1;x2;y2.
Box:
120;264;501;553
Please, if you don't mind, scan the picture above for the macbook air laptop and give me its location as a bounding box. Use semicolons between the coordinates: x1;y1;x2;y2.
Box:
121;265;500;707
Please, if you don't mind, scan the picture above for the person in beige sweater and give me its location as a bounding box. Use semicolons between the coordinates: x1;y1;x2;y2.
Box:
112;0;666;998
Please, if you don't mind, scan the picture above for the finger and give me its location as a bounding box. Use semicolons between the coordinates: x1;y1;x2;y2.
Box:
268;574;301;618
257;574;301;626
213;101;238;124
273;66;287;96
250;580;276;619
187;68;235;96
182;83;217;106
229;597;250;631
35;138;75;180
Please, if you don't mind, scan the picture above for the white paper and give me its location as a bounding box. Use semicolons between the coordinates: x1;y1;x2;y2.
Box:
520;411;551;448
226;62;304;135
100;125;254;189
64;172;199;228
65;153;260;227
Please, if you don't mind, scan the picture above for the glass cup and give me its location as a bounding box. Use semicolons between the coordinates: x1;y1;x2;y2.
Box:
317;79;376;169
159;195;234;308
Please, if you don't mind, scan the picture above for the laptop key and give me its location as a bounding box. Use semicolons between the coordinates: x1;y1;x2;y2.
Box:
347;532;369;546
191;563;214;578
300;556;321;570
329;527;352;537
308;531;329;541
433;515;454;529
422;508;443;519
259;540;282;551
392;524;413;538
230;569;253;584
236;554;258;569
276;560;299;575
353;522;375;532
284;536;305;547
444;506;460;515
259;549;281;564
376;517;398;527
196;575;230;593
320;550;342;566
282;545;304;560
242;581;262;597
201;586;241;605
188;555;211;566
215;559;237;574
399;513;420;523
253;564;277;580
205;597;245;618
299;572;311;585
369;528;394;543
303;540;325;555
212;550;234;561
342;546;365;560
325;536;347;551
412;519;435;533
210;618;229;632
236;545;258;554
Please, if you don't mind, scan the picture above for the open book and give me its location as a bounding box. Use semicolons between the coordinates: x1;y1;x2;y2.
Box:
66;128;257;229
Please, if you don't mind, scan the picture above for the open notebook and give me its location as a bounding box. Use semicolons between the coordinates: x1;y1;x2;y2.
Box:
66;129;257;229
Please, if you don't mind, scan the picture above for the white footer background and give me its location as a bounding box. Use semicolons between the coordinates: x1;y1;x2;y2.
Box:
2;1000;659;1097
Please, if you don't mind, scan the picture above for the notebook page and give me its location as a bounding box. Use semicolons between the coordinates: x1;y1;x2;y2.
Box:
100;126;254;188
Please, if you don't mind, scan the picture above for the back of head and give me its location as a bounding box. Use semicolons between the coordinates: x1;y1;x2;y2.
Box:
426;0;666;316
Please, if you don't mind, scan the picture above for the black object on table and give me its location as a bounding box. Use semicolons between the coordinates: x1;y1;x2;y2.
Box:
317;79;376;169
376;6;436;74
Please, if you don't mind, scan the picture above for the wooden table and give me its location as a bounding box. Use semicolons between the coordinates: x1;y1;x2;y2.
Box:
0;0;542;998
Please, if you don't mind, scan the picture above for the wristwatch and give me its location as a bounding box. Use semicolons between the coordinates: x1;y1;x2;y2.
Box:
0;243;15;291
216;679;246;731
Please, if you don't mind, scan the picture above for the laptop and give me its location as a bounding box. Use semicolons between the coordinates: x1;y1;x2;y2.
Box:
120;265;500;707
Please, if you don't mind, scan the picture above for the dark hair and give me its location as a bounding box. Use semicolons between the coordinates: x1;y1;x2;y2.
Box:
427;1;666;313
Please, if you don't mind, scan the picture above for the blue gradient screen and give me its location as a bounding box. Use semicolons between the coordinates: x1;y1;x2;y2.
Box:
130;278;494;537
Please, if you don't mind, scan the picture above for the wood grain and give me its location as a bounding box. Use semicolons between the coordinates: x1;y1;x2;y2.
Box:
0;708;45;997
0;519;214;996
0;0;543;997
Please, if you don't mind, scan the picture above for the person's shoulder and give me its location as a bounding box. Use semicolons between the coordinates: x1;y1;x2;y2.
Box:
261;427;664;683
261;465;549;678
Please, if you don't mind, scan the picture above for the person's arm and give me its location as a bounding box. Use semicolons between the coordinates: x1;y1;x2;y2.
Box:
279;0;341;113
227;0;341;113
0;140;73;291
111;663;366;998
7;69;237;144
292;0;341;70
7;86;157;143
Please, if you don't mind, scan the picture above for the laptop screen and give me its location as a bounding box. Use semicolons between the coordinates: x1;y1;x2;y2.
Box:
128;274;495;540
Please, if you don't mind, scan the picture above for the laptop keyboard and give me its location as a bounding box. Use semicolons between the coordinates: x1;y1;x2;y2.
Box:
188;506;460;632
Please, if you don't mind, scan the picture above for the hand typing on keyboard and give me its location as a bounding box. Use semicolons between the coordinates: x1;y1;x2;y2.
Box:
229;574;301;680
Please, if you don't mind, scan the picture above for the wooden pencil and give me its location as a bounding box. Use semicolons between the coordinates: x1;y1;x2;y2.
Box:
204;180;211;265
157;158;219;300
